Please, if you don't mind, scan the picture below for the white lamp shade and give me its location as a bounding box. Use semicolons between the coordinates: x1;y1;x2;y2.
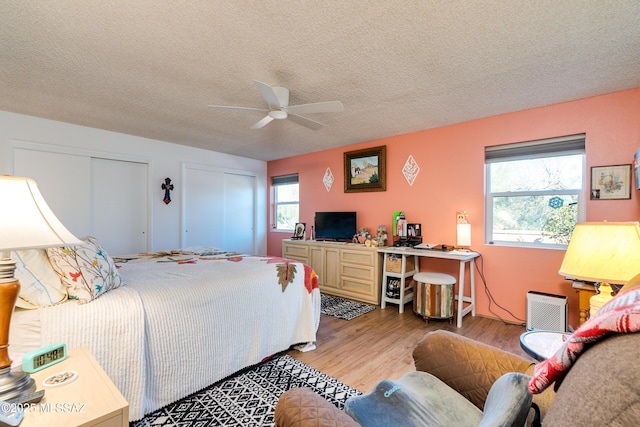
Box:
457;223;471;247
0;176;81;251
559;222;640;284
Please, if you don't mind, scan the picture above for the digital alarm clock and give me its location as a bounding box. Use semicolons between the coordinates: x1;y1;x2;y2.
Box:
21;343;67;374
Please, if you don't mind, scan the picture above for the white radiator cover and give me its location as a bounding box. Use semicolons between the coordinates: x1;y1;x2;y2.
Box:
526;291;568;332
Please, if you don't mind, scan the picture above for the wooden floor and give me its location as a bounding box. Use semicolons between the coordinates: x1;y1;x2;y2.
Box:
286;302;534;392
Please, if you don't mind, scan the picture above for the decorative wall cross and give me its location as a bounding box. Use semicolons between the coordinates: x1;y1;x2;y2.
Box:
162;177;174;204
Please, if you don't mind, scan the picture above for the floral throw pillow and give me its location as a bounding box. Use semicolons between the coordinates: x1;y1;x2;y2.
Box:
47;236;123;304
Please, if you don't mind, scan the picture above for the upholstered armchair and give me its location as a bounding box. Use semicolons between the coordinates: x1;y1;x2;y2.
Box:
275;274;640;426
275;330;540;427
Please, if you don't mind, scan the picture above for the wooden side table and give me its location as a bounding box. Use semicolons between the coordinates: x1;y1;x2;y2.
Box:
520;330;570;361
20;347;128;427
572;282;596;325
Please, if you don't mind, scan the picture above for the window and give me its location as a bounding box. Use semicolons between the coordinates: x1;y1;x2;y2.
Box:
273;174;299;231
485;135;585;248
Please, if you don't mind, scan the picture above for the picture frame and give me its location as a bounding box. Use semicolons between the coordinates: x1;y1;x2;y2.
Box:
292;222;306;239
344;145;386;193
634;148;639;190
590;164;632;200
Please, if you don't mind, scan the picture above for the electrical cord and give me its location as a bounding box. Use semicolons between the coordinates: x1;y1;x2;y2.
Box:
473;253;526;326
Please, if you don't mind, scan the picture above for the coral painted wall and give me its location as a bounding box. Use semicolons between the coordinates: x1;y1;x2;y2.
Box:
267;88;640;329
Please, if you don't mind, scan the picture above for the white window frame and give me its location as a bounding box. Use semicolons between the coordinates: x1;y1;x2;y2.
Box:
272;174;299;232
485;134;586;249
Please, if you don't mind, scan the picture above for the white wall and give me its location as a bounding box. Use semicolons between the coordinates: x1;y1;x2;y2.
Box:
0;111;267;254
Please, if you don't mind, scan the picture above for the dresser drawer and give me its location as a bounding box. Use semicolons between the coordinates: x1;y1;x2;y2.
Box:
341;249;375;266
341;263;375;281
283;242;309;261
341;277;378;303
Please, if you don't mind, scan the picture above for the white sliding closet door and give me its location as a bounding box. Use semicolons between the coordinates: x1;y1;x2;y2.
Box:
13;148;91;237
91;158;148;256
183;166;256;253
12;147;148;256
183;167;225;248
224;173;256;254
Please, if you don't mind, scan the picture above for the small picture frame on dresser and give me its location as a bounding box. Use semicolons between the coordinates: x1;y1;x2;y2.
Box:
292;223;306;240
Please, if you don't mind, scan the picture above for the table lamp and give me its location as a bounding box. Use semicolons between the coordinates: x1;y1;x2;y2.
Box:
559;221;640;317
0;176;81;401
456;211;471;249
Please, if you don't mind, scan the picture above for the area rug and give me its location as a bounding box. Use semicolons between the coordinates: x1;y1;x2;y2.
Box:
320;294;377;320
131;354;361;427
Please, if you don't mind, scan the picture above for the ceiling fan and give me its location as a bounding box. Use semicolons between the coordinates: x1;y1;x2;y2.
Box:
207;80;344;130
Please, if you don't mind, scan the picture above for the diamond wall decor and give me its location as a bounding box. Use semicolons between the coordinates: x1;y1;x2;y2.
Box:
402;155;420;186
323;167;334;192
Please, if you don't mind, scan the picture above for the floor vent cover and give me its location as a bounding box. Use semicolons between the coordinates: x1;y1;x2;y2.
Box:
526;291;568;332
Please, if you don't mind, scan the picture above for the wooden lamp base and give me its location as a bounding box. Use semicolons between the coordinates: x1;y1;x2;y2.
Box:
0;278;35;401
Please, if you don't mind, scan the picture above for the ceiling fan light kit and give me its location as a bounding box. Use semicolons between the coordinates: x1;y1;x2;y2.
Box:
268;110;288;120
208;80;343;130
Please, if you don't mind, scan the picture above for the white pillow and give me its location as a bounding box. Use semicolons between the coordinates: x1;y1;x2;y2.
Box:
47;236;123;304
9;307;42;354
13;249;67;309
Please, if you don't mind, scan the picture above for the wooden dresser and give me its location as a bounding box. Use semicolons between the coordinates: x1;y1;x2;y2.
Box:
282;239;383;305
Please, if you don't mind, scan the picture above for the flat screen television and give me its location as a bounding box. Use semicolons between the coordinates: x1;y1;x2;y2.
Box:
314;211;357;242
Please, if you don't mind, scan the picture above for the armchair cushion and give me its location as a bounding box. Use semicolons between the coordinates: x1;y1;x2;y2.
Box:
344;371;532;427
275;386;360;427
412;330;535;409
345;371;482;427
480;372;532;427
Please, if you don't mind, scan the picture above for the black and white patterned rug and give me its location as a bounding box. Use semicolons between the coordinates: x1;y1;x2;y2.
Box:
131;354;361;426
320;294;377;320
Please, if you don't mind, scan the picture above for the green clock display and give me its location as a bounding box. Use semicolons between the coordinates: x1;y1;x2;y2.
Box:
21;343;67;374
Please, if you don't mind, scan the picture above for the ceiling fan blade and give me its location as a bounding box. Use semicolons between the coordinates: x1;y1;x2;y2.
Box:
207;105;268;113
287;114;325;130
254;80;289;109
250;115;274;130
284;101;344;115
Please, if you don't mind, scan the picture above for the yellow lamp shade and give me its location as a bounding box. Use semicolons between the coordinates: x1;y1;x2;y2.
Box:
559;222;640;284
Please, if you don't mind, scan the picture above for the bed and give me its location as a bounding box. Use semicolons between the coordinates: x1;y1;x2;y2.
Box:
9;243;321;421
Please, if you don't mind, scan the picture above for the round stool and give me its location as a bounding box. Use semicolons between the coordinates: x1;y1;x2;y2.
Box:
412;272;456;323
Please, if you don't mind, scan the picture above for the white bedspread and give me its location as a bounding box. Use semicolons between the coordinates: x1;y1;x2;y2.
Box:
21;286;147;417
12;254;320;421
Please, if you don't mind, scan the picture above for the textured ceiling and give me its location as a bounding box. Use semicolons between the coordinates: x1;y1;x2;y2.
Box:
1;1;640;161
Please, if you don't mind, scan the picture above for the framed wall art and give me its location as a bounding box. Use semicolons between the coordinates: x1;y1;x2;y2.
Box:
590;164;632;200
634;148;639;190
344;145;386;193
292;222;306;239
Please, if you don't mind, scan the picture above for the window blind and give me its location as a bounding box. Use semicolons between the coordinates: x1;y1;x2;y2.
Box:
272;174;299;185
485;134;585;163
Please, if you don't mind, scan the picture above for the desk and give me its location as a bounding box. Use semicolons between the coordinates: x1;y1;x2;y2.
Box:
377;247;479;327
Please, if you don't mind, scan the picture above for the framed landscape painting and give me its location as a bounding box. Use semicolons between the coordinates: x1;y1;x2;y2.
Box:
344;145;386;193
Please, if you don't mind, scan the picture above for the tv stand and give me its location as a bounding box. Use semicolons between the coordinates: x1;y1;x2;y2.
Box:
282;240;382;305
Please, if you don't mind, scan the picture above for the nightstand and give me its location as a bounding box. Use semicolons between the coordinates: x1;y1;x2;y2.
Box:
20;347;128;427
